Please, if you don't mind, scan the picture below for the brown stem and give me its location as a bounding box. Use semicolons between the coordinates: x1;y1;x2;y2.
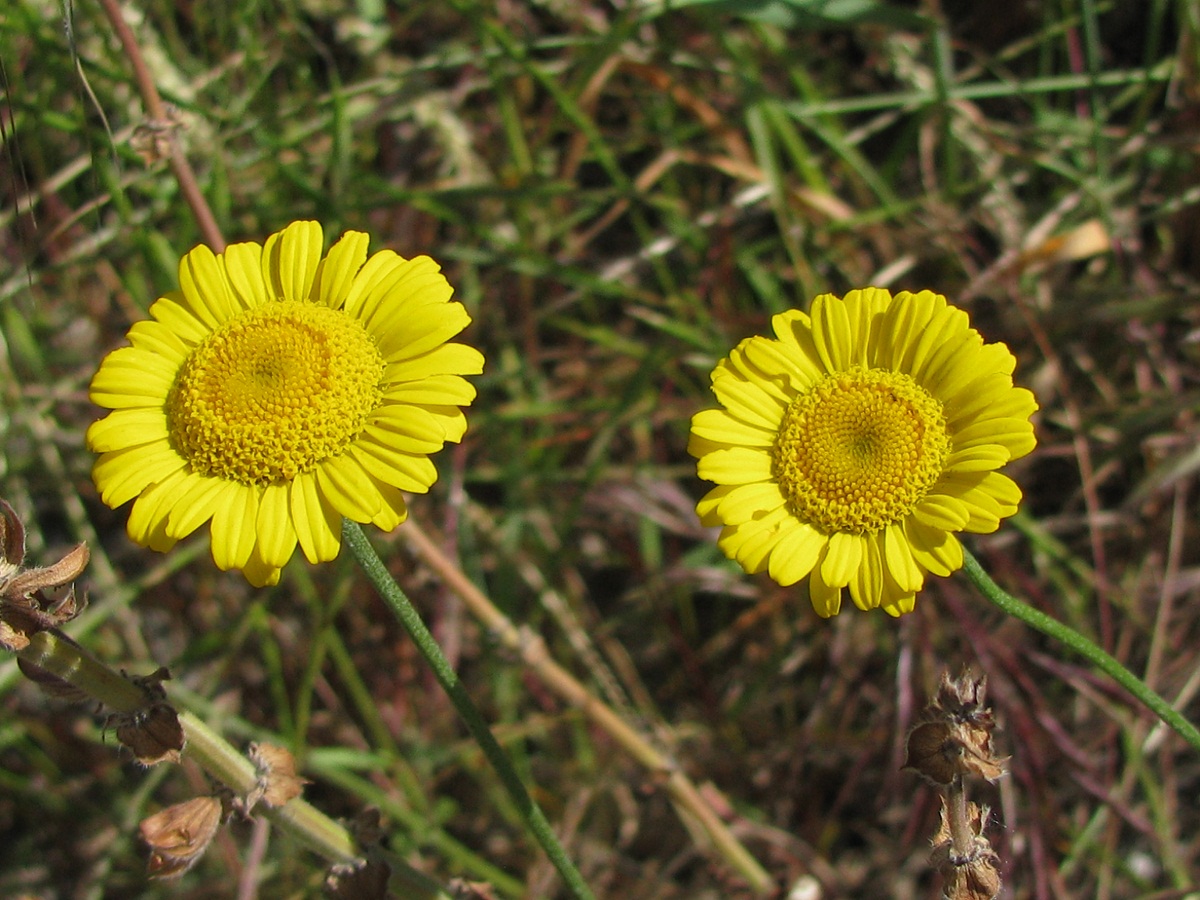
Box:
93;0;226;252
945;776;973;863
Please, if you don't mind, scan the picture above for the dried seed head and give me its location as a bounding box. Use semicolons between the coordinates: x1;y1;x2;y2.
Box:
905;671;1006;785
140;795;224;879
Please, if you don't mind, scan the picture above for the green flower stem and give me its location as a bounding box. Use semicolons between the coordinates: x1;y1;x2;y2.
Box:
342;520;596;900
17;631;452;900
962;549;1200;754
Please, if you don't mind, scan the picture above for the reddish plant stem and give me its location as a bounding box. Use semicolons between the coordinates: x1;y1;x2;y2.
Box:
93;0;226;252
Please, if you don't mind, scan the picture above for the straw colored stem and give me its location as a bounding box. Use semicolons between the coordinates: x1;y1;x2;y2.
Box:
400;516;775;894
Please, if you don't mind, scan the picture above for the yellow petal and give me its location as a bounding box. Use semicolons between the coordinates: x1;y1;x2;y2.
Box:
848;532;885;610
710;374;785;431
907;305;970;385
690;408;776;448
384;343;485;381
165;474;230;539
696;447;774;485
375;301;472;361
877;290;939;370
209;484;260;572
290;472;342;564
315;454;382;523
179;242;236;327
810;293;852;373
87;408;170;453
741;334;821;392
944;444;1011;473
905;519;962;577
222;240;269;308
313;230;370;308
879;591;916;617
807;560;842;617
723;342;792;406
883;522;923;592
92;443;186;508
127;474;186;552
278;220;324;301
382;375;478;406
254;482;299;569
241;552;283;588
366;478;409;531
348;440;437;493
367;419;451;456
820;530;863;587
770;308;812;345
715;481;787;525
340;249;405;318
89;346;178;407
148;293;212;345
360;257;455;333
126;319;189;363
912;493;971;531
766;521;824;586
718;506;789;572
696;484;733;527
841;287;891;367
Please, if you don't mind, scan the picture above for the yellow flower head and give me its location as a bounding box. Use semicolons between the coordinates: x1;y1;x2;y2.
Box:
88;221;484;587
689;288;1037;617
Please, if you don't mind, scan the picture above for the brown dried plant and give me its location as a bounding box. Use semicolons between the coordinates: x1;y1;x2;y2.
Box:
906;671;1006;900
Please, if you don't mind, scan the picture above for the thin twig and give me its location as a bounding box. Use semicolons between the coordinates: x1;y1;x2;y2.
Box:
93;0;225;251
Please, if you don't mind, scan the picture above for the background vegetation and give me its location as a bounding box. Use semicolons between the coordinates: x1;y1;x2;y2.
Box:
1;0;1198;897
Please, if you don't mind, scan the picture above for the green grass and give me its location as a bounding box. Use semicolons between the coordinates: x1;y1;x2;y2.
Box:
2;0;1199;896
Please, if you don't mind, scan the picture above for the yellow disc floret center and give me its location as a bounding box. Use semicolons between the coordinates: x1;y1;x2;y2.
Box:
167;301;384;486
772;367;950;534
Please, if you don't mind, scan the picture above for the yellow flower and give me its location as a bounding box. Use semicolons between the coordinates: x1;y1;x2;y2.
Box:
689;288;1036;617
88;221;484;587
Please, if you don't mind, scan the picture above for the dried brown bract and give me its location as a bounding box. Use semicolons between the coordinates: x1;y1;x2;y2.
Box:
0;499;89;652
115;702;185;766
111;670;184;766
904;671;1006;785
243;742;308;812
140;795;225;879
